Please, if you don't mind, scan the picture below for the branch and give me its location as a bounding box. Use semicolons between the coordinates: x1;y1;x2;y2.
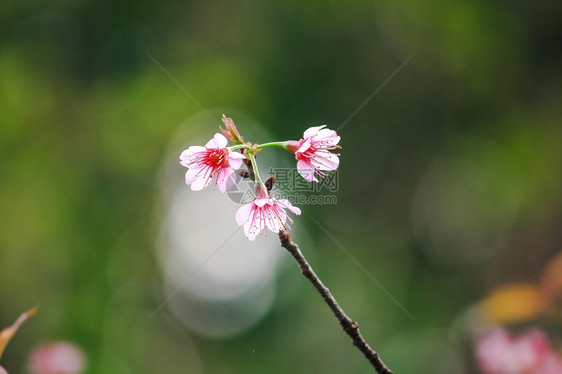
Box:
278;231;393;374
241;150;255;181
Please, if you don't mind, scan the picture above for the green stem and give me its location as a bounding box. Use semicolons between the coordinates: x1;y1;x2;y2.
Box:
255;141;287;150
247;152;262;184
229;144;251;152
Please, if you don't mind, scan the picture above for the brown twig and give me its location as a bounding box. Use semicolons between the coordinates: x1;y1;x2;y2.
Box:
241;151;390;371
278;230;393;374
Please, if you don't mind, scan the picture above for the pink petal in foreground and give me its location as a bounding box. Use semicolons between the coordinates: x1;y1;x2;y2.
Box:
475;327;555;374
538;353;562;374
29;342;86;374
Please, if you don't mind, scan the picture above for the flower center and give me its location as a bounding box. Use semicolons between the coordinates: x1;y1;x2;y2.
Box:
296;144;316;161
205;148;229;167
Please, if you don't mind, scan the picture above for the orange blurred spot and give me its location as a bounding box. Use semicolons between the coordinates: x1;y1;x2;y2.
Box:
482;284;545;324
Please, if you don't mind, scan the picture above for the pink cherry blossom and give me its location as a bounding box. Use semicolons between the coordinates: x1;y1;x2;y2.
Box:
475;328;553;374
537;352;562;374
0;366;7;374
28;342;86;374
235;184;301;241
285;125;340;182
180;133;246;193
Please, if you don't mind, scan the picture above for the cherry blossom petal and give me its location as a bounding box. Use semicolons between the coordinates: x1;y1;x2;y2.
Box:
205;133;228;148
254;197;270;207
190;175;212;191
227;152;246;169
213;133;228;148
264;207;286;232
315;128;340;143
235;203;254;226
303;125;326;139
244;212;263;241
311;150;340;171
184;171;197;185
278;199;302;215
179;146;206;166
297;138;312;154
217;169;237;193
297;159;318;182
185;167;209;185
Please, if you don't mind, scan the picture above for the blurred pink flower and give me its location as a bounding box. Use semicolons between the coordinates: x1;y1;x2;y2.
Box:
180;133;246;193
236;183;301;241
285;125;340;182
538;353;562;374
0;365;7;374
29;342;86;374
475;328;554;374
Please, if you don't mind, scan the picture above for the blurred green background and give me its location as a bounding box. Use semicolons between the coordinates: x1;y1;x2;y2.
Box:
1;1;561;373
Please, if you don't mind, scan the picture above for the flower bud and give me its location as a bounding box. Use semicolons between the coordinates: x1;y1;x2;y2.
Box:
283;140;300;154
265;177;275;193
220;115;245;145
